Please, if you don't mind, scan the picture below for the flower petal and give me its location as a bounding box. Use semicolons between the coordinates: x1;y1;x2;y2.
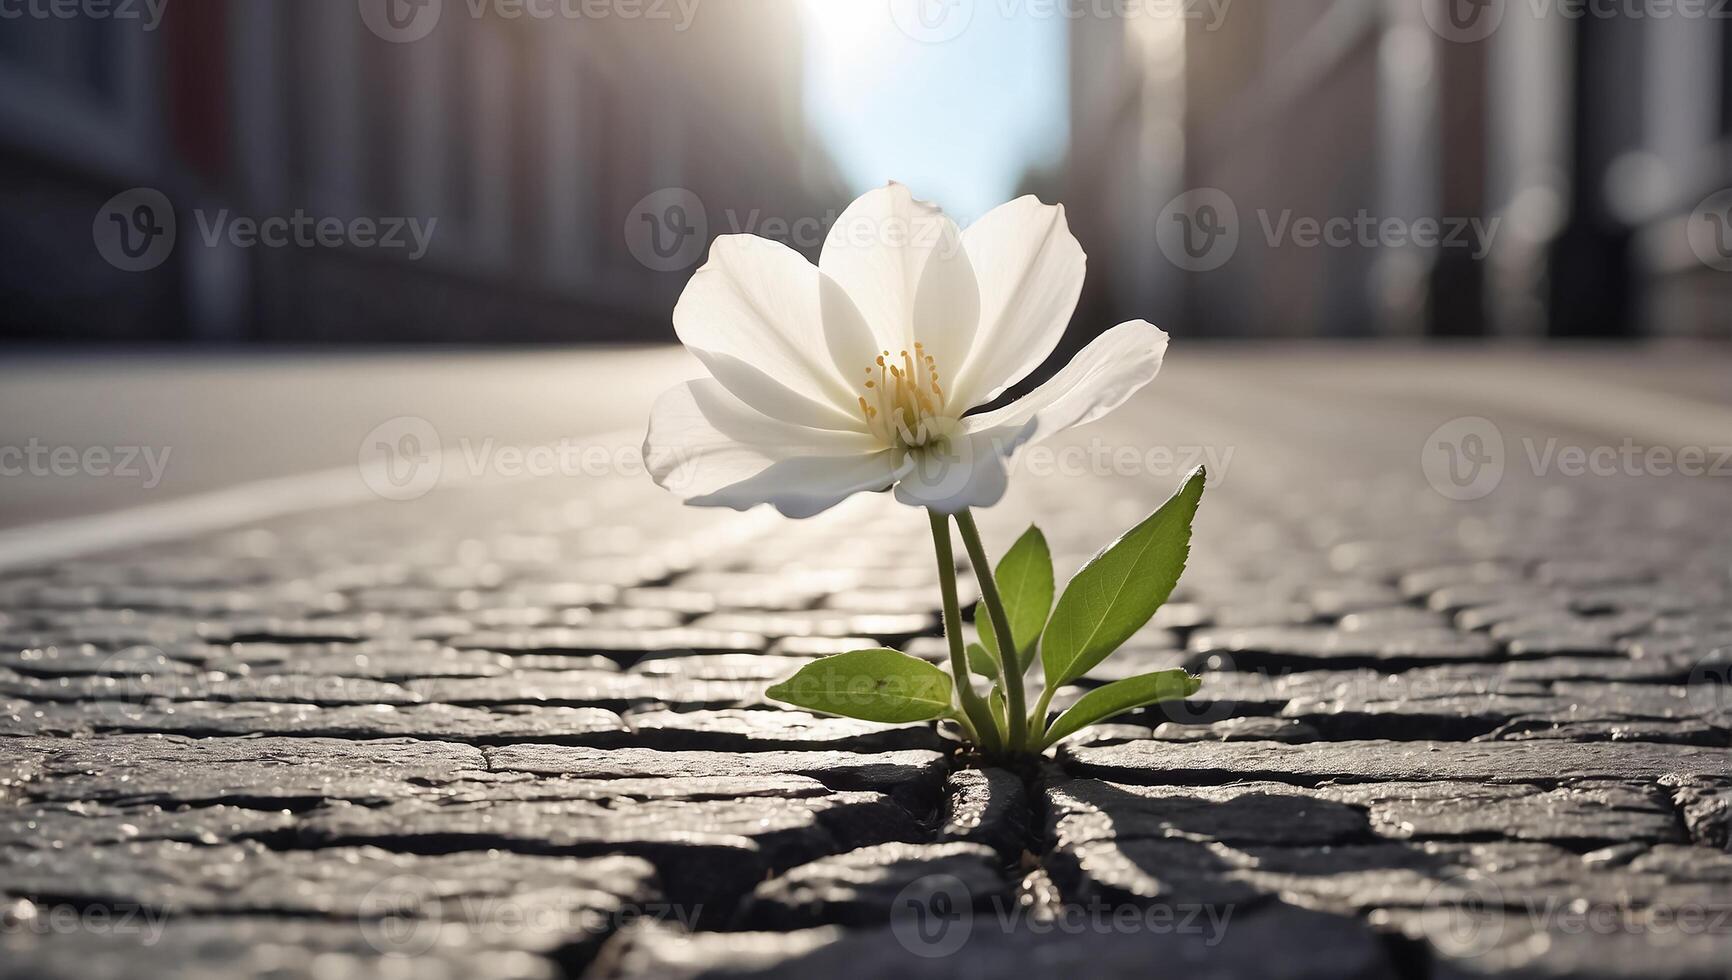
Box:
948;197;1087;409
689;348;864;432
820;182;956;356
893;421;1038;514
820;273;882;401
965;320;1169;442
694;451;909;519
675;234;864;427
645;379;883;501
912;216;980;389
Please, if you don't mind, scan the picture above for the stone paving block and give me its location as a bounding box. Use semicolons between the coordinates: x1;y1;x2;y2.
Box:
0;801;298;849
597;905;1394;979
0;668;426;706
0;918;560;980
1151;717;1323;743
2;699;629;743
448;628;768;664
0;644;207;679
619;708;946;753
691;611;937;643
1061;739;1732;787
10;735;489;806
738;842;1007;930
1664;775;1732;851
1044;779;1373;850
936;768;1031;859
407;671;766;710
297;792;920;919
628;654;816;682
485;745;951;811
1387;908;1732;980
1189;626;1503;671
0;848;659;978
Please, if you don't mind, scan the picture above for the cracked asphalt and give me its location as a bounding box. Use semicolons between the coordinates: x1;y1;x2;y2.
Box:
0;345;1728;978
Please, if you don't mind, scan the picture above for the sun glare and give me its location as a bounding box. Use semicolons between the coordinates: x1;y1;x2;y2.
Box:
796;0;895;49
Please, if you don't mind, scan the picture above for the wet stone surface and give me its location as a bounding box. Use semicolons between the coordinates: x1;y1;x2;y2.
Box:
4;381;1732;978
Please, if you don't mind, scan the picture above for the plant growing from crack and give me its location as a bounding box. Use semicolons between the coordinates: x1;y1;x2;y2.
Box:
643;182;1203;759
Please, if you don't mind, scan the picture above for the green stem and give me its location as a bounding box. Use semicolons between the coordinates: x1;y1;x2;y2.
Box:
949;710;982;747
955;510;1031;752
1028;684;1056;742
928;511;1001;753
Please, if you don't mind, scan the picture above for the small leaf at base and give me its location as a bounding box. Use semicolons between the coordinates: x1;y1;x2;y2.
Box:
1042;468;1206;689
966;642;1000;680
1042;669;1202;747
767;649;954;723
979;525;1054;676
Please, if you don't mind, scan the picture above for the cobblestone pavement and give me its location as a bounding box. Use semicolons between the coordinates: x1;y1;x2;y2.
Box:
1;348;1729;978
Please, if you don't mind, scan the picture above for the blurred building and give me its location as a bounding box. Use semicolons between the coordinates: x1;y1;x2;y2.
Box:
1065;0;1732;340
0;0;842;343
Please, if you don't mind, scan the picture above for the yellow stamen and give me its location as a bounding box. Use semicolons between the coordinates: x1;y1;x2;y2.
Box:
857;338;951;448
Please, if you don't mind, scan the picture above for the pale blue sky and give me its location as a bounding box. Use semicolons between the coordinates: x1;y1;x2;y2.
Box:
798;1;1070;224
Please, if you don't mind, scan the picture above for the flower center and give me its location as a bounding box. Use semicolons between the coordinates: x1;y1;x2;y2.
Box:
858;343;952;449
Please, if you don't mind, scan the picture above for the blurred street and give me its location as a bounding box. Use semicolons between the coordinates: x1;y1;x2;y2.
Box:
4;342;1727;531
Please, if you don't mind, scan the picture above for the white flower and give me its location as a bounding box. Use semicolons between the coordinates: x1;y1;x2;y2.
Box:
644;182;1169;517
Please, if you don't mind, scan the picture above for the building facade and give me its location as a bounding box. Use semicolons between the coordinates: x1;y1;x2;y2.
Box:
1063;0;1732;340
0;0;844;343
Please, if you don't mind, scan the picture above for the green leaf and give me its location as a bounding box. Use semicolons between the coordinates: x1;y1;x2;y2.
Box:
1042;468;1206;689
978;525;1054;674
966;642;1000;681
767;649;954;723
1042;670;1202;747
